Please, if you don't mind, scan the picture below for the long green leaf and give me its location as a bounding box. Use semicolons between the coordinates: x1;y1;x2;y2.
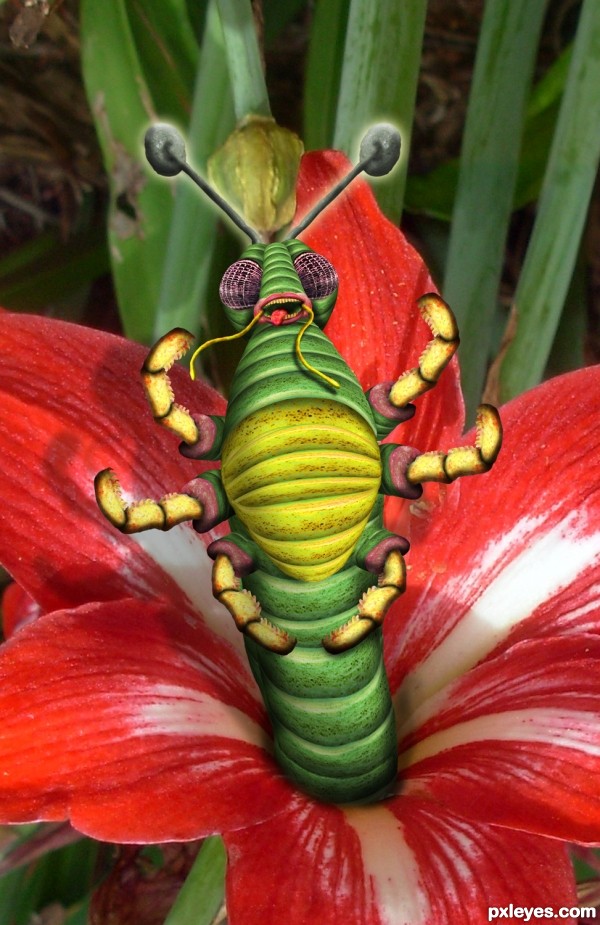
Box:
332;0;428;219
304;0;350;150
216;0;270;118
152;0;235;338
80;0;198;342
499;0;600;400
442;0;548;422
405;44;572;222
163;837;226;925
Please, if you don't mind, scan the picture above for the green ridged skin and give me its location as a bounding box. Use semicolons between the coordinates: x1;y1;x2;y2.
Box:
239;512;397;804
218;267;398;801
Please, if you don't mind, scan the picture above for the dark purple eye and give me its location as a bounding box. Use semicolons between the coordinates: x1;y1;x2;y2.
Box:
219;259;262;309
294;252;338;300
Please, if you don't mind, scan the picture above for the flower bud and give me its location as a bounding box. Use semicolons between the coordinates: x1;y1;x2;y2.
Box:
207;116;303;237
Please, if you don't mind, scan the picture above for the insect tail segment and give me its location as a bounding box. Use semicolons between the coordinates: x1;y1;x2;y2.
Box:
243;564;399;804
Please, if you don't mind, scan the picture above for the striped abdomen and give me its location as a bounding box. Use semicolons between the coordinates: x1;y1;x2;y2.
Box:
221;398;382;582
243;560;398;804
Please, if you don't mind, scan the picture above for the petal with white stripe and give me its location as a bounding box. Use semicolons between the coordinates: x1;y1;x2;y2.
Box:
399;636;600;841
0;598;293;840
225;795;575;925
386;366;600;704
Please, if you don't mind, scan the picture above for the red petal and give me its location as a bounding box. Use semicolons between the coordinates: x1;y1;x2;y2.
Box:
385;366;600;692
226;796;575;925
0;313;226;617
399;635;600;843
1;583;43;636
0;598;293;840
295;151;464;453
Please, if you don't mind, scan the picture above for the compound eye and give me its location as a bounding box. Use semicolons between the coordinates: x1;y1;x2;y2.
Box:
219;259;262;309
293;252;338;300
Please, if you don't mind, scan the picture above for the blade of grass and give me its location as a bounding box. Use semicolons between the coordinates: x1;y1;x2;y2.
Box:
163;837;226;925
304;0;350;150
332;0;428;220
405;43;572;222
499;0;600;401
80;0;197;342
442;0;548;422
216;0;270;118
126;0;200;122
152;0;235;338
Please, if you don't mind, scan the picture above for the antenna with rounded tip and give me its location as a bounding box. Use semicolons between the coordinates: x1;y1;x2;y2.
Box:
144;124;261;243
287;122;401;239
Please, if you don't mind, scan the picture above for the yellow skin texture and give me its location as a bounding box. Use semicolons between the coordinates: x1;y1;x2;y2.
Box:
95;293;502;651
221;399;382;582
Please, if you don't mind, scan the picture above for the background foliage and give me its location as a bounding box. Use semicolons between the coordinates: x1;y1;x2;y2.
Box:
1;0;599;921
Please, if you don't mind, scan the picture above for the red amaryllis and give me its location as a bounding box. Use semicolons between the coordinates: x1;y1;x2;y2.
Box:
0;153;599;924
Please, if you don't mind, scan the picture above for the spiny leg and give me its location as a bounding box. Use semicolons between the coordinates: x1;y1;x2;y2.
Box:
322;550;406;654
212;554;297;655
389;293;459;408
141;328;199;445
95;469;202;533
407;403;503;484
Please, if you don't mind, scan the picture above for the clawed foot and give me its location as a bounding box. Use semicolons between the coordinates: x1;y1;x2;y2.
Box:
389;294;459;408
322;550;406;653
212;554;296;655
406;403;502;483
141;328;199;444
94;468;203;533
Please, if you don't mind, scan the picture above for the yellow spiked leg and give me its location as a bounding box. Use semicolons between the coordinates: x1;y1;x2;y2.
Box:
141;328;199;445
407;403;503;484
212;554;297;655
94;469;203;534
390;294;459;408
322;550;406;653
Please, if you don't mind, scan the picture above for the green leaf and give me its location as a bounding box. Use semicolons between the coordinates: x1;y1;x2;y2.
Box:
217;0;270;119
304;0;350;150
442;0;548;422
152;0;235;339
80;0;198;342
499;0;600;400
404;45;572;221
126;0;200;122
0;832;98;925
331;0;428;220
163;837;226;925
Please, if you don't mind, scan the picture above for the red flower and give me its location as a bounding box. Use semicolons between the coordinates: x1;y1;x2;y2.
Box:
0;153;599;924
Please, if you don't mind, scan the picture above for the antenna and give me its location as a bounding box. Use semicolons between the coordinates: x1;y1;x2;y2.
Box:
287;123;401;239
144;124;261;243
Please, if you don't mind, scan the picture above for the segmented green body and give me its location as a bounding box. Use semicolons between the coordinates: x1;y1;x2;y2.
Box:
220;320;398;803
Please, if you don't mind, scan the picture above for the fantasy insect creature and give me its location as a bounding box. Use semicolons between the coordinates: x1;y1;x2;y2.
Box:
95;124;502;805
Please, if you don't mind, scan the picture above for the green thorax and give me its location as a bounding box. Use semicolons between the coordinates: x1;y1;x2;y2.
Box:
223;321;375;439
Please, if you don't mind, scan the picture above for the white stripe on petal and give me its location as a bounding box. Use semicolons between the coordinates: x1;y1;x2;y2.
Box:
400;707;600;769
397;511;600;721
135;683;270;750
346;805;428;925
132;525;245;653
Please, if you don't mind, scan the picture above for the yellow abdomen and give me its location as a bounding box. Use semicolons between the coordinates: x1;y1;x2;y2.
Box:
221;399;382;581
